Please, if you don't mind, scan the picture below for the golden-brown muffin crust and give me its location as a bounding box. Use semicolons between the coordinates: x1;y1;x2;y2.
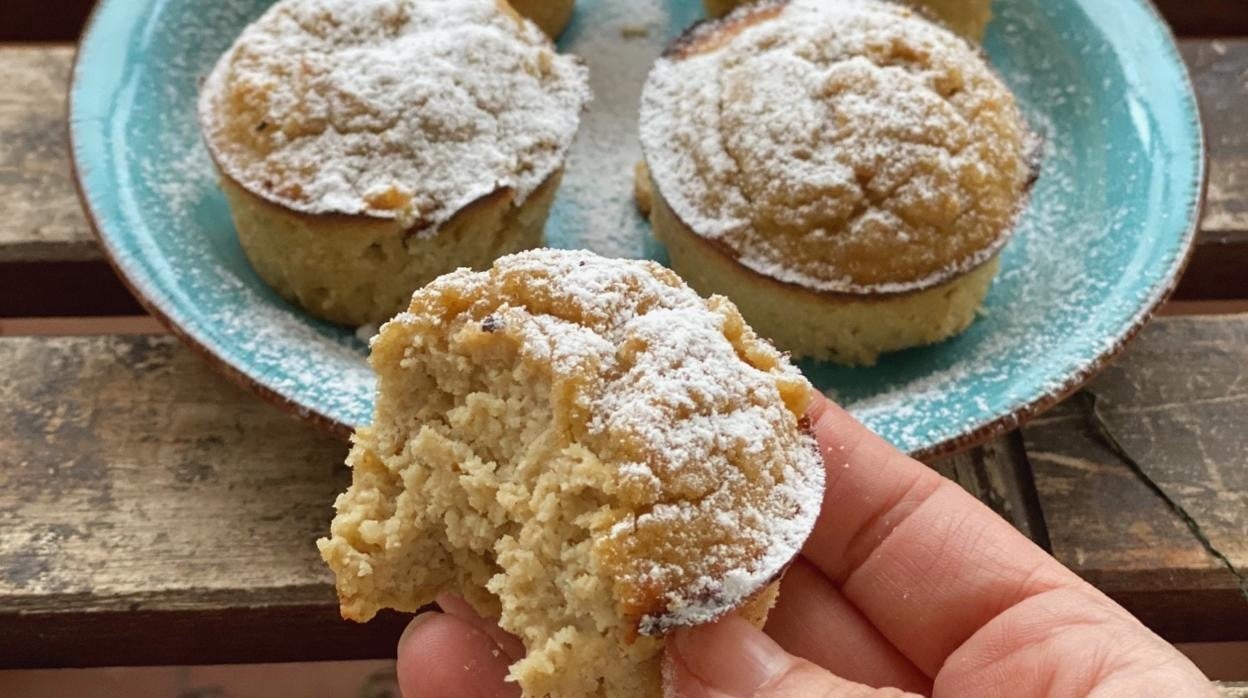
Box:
199;0;589;232
641;0;1033;295
319;249;825;696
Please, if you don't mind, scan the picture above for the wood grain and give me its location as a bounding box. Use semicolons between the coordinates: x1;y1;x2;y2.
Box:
0;334;410;666
0;315;165;337
1021;314;1248;642
0;45;141;316
5;317;1242;665
927;433;1051;547
1175;39;1248;300
0;333;1046;666
0;40;1246;308
0;46;95;264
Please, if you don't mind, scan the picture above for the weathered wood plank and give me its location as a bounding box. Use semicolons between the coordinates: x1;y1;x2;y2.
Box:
1021;314;1248;642
0;46;95;264
1;40;1247;309
927;433;1051;548
1187;40;1248;238
0;45;142;316
6;318;1241;666
0;334;408;667
0;315;165;337
0;332;1039;666
1175;39;1248;300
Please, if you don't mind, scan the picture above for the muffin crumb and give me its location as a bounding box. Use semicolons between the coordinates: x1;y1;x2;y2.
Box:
319;249;824;697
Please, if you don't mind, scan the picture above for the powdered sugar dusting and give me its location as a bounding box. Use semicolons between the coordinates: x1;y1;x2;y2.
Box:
119;0;377;422
409;250;825;634
549;0;689;258
199;0;589;233
640;0;1033;292
85;0;1201;457
810;0;1201;454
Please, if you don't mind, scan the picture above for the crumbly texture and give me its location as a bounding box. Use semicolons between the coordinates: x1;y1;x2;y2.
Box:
318;249;825;696
702;0;994;42
199;0;589;232
651;185;999;365
509;0;576;38
223;171;559;326
641;0;1032;294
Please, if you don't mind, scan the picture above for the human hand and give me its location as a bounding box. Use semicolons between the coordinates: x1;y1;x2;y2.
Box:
395;394;1215;697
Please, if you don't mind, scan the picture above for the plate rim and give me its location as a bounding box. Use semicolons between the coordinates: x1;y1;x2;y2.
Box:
67;0;1207;458
67;0;356;439
909;0;1207;459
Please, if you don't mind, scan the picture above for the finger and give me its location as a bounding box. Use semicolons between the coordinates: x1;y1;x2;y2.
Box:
801;395;1081;675
436;593;526;662
766;558;930;693
666;614;921;697
396;611;519;698
935;586;1216;697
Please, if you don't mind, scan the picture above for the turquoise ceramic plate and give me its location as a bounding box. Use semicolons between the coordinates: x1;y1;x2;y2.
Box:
71;0;1203;457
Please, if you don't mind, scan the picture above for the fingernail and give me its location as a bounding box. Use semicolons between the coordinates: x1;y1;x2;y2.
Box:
670;615;792;696
397;610;438;653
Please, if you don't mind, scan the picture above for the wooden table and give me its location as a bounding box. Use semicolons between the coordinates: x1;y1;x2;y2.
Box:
1;2;1245;690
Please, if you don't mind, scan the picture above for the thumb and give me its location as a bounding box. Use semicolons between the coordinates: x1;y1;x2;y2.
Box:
664;615;916;697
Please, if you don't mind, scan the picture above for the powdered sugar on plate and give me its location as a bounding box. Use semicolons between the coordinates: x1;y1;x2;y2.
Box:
547;0;692;259
78;0;1202;455
118;0;378;423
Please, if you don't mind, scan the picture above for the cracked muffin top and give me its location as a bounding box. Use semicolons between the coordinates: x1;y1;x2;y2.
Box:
198;0;589;232
640;0;1034;294
385;249;825;634
319;249;826;695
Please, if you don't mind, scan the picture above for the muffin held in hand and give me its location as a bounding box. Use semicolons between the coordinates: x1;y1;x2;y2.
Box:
509;0;576;38
702;0;995;41
641;0;1034;365
318;249;825;697
198;0;590;326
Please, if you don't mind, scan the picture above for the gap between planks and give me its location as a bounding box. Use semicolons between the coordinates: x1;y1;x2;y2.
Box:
0;40;1247;306
1020;314;1248;642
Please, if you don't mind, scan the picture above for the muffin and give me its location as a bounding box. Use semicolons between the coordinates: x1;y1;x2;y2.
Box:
702;0;994;41
198;0;590;326
640;0;1034;365
509;0;576;38
318;249;825;697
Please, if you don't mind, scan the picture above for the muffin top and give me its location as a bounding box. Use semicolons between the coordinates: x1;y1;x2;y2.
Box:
380;249;826;634
199;0;589;234
640;0;1034;293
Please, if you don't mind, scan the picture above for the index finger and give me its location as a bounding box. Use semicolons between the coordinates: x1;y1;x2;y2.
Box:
800;394;1083;676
